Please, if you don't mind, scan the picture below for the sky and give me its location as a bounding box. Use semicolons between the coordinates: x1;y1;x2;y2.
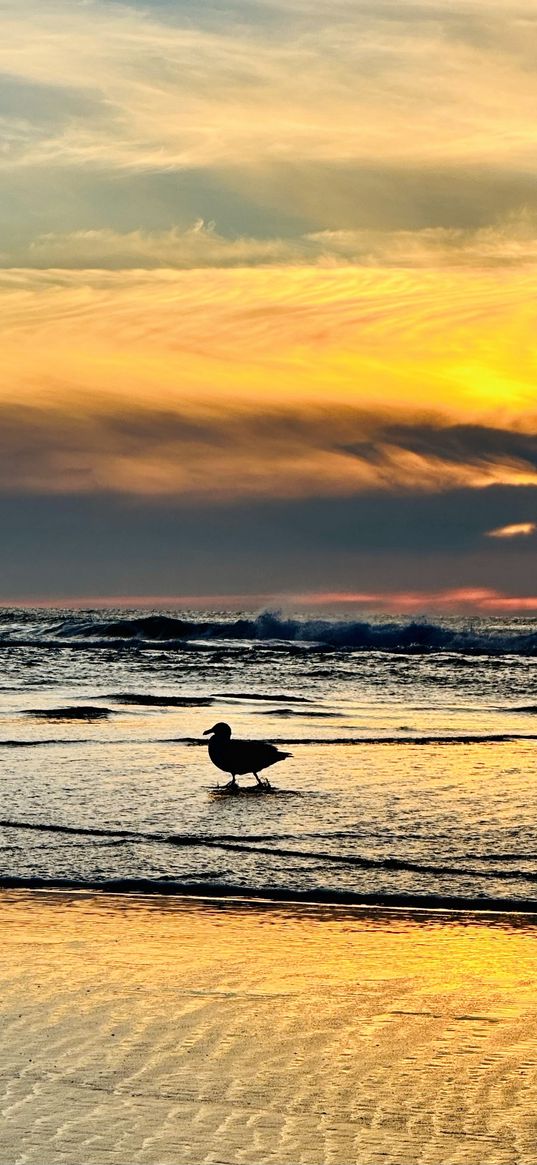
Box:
1;0;537;610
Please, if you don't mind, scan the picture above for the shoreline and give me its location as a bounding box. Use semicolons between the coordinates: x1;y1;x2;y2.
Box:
0;873;536;917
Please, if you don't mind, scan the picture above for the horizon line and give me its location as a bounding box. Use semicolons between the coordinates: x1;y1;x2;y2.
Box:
1;587;537;613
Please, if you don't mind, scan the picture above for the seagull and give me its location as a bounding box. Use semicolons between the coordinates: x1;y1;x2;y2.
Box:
203;722;292;790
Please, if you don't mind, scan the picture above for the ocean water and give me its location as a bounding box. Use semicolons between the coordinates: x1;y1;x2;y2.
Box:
1;607;537;908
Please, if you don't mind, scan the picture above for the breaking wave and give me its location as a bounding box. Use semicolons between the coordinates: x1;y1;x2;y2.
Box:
2;874;537;914
48;612;537;655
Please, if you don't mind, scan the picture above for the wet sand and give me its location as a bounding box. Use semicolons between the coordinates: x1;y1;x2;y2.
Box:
1;892;537;1164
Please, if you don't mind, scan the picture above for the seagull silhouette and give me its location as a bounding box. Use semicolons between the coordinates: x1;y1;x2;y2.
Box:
203;722;292;790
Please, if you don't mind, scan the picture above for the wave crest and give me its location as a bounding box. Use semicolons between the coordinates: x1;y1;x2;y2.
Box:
52;612;537;655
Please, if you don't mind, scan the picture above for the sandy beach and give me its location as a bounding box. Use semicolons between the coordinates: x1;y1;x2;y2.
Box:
0;892;536;1164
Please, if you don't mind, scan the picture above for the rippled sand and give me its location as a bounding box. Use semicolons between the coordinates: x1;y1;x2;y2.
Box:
1;892;537;1164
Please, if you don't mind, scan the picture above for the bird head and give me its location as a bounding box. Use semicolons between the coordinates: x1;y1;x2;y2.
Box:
203;722;232;739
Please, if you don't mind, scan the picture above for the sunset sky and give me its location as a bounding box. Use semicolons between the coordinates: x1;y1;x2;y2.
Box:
1;0;537;609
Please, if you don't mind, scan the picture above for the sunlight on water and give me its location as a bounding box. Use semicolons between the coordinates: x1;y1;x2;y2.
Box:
0;608;536;904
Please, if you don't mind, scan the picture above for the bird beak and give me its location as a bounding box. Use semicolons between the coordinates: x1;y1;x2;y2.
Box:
203;726;215;735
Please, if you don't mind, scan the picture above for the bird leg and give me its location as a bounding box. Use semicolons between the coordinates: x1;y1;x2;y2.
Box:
224;775;238;792
254;772;271;790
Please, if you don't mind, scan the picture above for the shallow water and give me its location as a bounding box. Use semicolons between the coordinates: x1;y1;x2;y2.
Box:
1;607;537;905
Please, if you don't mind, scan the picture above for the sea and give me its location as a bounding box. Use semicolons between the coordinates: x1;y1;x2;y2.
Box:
1;606;537;910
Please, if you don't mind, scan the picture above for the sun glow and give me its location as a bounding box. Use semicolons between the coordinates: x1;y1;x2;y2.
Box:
0;266;536;499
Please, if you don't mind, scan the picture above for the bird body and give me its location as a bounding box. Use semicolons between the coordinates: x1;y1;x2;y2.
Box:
203;722;291;788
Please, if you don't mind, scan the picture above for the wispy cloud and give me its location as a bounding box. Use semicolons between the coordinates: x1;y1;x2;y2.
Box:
0;261;535;498
1;263;536;421
0;1;536;204
5;212;537;270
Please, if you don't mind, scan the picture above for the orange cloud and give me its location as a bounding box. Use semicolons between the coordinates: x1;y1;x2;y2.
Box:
0;264;536;499
0;399;535;500
288;588;537;613
0;265;536;422
487;522;536;539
